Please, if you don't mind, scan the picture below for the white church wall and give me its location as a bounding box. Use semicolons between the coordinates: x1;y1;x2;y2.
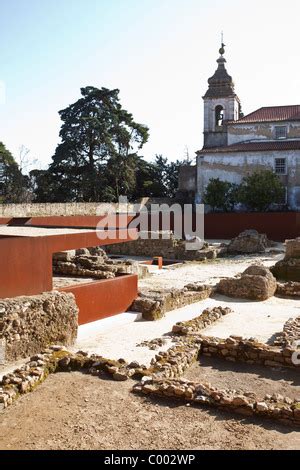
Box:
197;150;300;210
228;121;300;145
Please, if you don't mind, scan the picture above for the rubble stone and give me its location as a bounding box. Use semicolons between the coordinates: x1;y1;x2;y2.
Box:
216;265;277;300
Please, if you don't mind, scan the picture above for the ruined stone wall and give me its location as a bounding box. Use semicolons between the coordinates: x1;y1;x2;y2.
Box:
131;285;214;321
105;233;179;258
201;336;299;369
134;334;300;427
0;292;78;362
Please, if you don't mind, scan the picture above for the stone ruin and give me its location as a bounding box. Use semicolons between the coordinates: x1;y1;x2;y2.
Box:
53;246;149;280
271;238;300;282
105;231;223;261
226;229;275;254
216;264;277;301
130;284;214;321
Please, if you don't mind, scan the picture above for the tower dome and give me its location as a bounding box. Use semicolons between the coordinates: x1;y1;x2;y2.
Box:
203;44;236;99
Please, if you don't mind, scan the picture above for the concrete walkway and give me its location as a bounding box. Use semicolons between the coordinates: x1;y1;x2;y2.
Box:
72;295;300;366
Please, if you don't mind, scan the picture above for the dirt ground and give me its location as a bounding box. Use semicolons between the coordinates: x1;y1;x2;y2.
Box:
0;371;299;450
185;356;300;401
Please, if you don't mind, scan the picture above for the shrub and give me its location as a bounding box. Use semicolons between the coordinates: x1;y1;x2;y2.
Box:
239;170;285;212
203;178;238;212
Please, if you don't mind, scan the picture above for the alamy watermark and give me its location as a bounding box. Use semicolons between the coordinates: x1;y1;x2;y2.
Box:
95;196;204;251
292;340;300;365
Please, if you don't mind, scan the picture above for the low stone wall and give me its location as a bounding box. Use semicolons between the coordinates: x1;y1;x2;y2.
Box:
134;378;300;427
273;317;300;348
272;238;300;281
53;248;149;280
172;306;232;335
130;284;214;321
0;202;139;217
200;336;299;369
132;327;300;427
276;282;300;298
148;339;202;379
0;346;148;409
105;232;219;261
0;292;78;362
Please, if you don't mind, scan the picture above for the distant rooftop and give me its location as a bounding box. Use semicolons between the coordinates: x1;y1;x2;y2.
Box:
198;139;300;154
233;105;300;124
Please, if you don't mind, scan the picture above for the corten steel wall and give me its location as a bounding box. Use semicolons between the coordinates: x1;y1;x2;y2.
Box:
59;274;138;325
0;214;135;229
0;228;138;299
203;212;300;241
139;211;299;241
0;218;11;225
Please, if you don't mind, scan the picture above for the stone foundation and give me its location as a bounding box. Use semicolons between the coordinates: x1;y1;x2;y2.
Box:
105;232;220;261
134;378;300;427
216;265;277;301
226;230;274;254
273;316;300;348
172;306;232;335
0;346;148;409
276;282;300;298
0;292;78;362
272;238;300;281
130;284;214;321
200;335;299;369
53;247;149;280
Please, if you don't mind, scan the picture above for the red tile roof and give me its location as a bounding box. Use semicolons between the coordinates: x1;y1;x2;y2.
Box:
198;140;300;154
233;105;300;123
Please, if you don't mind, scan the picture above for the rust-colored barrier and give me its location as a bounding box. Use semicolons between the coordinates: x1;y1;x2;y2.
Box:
204;212;300;241
0;215;135;229
0;228;138;299
140;211;299;241
59;274;138;325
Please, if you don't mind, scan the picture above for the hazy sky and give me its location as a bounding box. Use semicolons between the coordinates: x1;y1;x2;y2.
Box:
0;0;299;170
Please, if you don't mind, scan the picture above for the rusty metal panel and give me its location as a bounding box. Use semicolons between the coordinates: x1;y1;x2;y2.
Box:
59;274;138;325
0;237;52;298
15;215;136;229
0;218;12;225
0;227;138;299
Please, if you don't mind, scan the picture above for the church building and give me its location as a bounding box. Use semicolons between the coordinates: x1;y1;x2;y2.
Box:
179;44;300;210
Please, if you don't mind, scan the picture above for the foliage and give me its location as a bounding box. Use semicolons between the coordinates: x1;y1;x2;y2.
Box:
0;142;31;203
43;86;149;202
203;178;238;212
239;170;285;211
204;170;286;212
31;86;188;202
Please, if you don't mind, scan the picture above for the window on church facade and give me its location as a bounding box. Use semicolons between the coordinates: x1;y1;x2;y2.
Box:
274;157;287;175
215;105;224;127
275;126;287;139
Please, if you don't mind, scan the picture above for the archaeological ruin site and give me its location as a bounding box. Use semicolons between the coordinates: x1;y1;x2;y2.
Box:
1;4;300;454
0;202;299;450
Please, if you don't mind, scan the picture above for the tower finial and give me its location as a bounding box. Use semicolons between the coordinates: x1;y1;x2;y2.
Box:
219;32;225;56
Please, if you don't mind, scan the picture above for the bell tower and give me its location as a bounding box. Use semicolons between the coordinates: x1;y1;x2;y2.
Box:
203;42;242;148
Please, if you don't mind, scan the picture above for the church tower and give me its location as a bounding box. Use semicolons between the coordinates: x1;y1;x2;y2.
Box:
203;42;242;148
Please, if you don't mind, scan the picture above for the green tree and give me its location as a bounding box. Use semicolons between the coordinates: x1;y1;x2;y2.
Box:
203;178;238;212
44;86;149;202
0;142;30;203
239;170;285;211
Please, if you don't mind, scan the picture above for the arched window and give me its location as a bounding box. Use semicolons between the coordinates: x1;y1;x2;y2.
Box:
215;105;224;127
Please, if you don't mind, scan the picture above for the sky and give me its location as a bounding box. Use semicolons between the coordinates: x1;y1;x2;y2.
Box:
0;0;300;171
